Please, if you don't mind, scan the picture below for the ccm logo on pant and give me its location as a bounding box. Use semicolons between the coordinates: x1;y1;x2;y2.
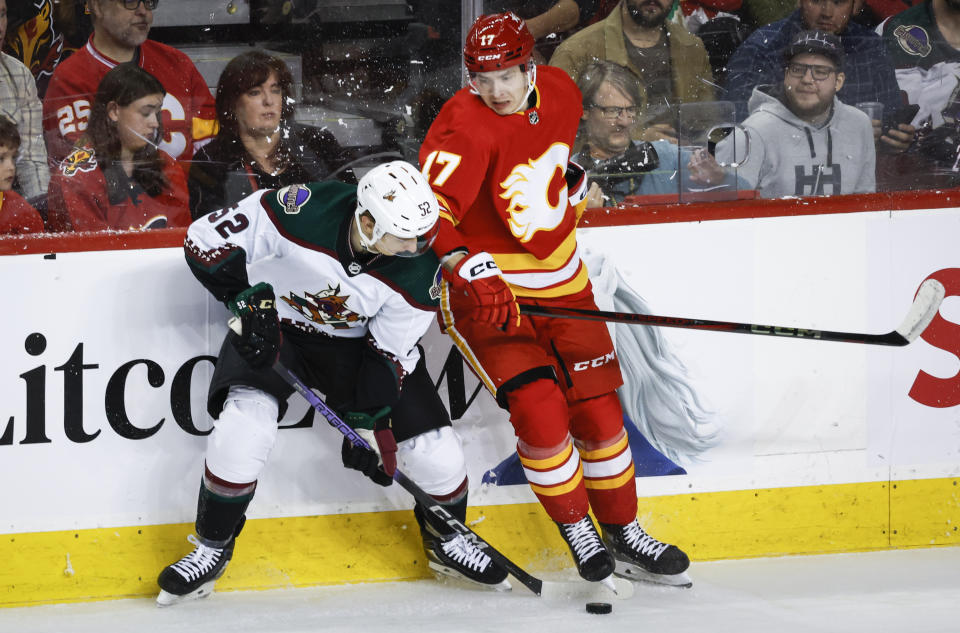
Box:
573;351;616;371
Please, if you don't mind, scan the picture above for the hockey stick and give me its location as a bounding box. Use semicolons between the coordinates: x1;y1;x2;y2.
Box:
518;278;945;347
227;320;545;596
275;355;633;600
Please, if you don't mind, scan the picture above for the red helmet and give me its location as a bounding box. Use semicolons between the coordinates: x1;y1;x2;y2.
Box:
463;12;535;73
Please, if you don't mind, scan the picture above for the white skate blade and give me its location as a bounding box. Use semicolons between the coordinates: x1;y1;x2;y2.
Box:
428;560;513;592
613;560;693;588
155;581;217;607
539;575;634;600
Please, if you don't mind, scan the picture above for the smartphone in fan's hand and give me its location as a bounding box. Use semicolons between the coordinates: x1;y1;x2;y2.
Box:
882;103;920;135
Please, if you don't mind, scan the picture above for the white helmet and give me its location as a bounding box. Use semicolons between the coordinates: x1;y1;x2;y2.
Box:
355;160;440;258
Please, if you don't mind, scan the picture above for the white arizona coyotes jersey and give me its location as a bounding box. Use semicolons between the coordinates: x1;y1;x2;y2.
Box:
184;182;442;373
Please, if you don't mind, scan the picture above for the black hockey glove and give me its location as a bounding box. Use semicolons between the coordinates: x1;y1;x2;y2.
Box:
227;282;282;369
341;438;393;487
340;406;397;485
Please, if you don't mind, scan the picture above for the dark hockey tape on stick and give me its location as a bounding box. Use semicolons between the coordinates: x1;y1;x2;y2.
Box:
226;318;545;596
518;279;945;347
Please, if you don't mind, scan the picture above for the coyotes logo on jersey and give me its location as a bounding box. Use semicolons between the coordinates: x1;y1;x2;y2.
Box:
60;147;98;177
500;143;569;243
282;284;367;330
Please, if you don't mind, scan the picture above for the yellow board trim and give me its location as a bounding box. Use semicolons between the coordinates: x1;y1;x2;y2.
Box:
3;477;958;608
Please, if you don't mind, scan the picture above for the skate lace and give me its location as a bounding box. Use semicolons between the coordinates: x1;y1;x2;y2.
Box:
622;520;669;560
170;534;223;581
562;517;606;562
440;534;492;572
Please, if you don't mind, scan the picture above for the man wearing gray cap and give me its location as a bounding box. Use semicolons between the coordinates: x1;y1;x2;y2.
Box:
716;30;876;198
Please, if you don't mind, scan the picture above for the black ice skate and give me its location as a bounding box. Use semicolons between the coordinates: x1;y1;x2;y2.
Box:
600;519;692;587
423;531;512;591
555;515;616;585
156;534;235;606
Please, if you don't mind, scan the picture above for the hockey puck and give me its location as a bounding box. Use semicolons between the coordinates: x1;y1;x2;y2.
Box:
585;602;612;615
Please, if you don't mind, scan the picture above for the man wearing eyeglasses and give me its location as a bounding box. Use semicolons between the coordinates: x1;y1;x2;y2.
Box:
716;30;876;198
725;0;915;154
571;60;738;204
42;0;216;170
549;0;716;144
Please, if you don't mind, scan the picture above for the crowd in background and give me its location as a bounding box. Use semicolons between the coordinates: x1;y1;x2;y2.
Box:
1;0;958;235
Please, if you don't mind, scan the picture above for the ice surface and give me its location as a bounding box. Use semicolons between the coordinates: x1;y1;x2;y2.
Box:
3;547;958;633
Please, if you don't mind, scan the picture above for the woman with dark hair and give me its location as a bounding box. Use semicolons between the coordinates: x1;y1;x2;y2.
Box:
47;63;190;232
188;50;357;219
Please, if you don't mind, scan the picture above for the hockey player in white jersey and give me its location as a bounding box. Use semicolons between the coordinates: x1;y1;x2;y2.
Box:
156;161;509;606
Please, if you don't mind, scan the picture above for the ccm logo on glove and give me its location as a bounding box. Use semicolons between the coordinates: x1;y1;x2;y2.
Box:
464;256;502;280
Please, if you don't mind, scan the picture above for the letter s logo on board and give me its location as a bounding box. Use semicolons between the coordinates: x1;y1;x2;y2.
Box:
909;268;960;408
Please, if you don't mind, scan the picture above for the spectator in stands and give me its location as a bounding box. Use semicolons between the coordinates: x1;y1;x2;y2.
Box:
572;60;738;204
716;30;876;198
679;0;752;84
549;0;716;143
880;0;960;187
188;50;357;219
679;0;743;31
739;0;795;29
724;0;913;154
858;0;923;27
0;0;49;204
484;1;582;61
0;115;44;234
42;0;216;168
47;64;189;232
3;0;90;98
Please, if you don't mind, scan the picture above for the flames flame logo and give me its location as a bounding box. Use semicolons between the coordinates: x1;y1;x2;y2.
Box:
500;143;569;243
7;1;66;86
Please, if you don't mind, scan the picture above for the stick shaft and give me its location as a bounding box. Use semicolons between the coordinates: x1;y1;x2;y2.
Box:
272;360;544;596
517;305;907;346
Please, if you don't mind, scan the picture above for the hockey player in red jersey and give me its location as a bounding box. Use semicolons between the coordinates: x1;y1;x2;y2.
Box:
41;0;216;168
419;11;691;587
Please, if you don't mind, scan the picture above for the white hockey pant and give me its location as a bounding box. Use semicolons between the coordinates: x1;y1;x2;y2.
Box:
206;386;280;485
396;426;468;499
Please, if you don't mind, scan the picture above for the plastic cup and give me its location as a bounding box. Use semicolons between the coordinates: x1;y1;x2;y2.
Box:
856;102;884;122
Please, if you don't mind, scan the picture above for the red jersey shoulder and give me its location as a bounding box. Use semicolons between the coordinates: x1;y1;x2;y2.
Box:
45;43;102;97
535;65;583;120
59;146;99;177
140;40;201;83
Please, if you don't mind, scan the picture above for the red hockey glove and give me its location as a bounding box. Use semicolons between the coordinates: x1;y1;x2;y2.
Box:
443;252;520;332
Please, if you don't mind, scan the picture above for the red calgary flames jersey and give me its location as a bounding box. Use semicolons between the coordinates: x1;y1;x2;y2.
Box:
47;146;190;232
0;190;44;234
419;65;588;299
42;38;217;166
